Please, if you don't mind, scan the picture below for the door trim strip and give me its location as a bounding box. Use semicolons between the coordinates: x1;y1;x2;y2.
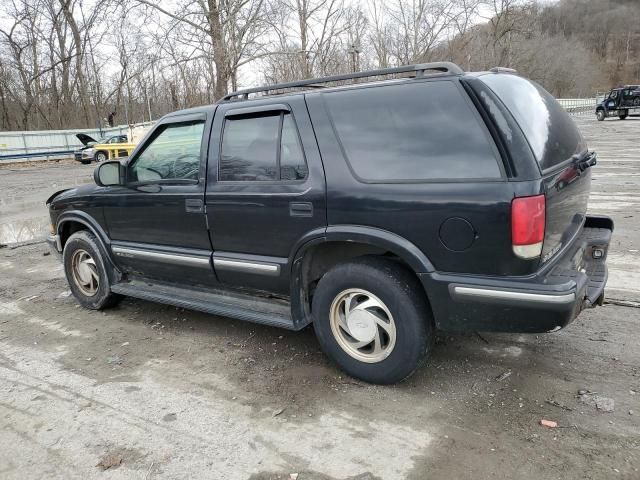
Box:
112;246;211;268
213;258;280;276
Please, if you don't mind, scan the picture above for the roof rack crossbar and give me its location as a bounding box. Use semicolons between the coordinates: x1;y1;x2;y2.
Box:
220;61;464;102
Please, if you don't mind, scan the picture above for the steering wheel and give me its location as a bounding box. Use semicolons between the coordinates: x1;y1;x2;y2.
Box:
170;154;200;180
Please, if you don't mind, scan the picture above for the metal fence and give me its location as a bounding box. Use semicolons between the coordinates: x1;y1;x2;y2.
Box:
0;121;155;161
557;98;601;116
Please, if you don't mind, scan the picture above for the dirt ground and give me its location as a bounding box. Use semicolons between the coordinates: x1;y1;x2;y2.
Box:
1;116;639;480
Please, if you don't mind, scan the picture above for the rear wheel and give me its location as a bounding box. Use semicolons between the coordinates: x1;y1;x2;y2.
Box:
312;257;433;384
63;231;121;310
596;109;606;121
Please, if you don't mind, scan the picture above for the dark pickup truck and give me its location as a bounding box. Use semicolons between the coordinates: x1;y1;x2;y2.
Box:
596;85;640;120
46;63;613;384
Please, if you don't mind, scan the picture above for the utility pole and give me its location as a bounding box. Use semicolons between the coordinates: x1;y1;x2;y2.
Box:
348;44;361;73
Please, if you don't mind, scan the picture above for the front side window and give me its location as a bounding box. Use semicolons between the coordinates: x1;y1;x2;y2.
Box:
220;111;307;181
129;121;205;182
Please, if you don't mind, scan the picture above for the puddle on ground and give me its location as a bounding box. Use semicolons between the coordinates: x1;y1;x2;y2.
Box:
0;217;50;245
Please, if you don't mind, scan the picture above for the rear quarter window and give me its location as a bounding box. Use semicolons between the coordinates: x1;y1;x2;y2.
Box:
479;74;587;171
323;81;502;182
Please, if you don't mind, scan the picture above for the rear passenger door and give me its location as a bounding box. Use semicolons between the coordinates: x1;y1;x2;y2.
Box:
206;97;326;294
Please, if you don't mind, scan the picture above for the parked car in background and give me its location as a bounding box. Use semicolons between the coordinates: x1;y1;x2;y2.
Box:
74;134;128;164
596;85;640;120
48;63;612;384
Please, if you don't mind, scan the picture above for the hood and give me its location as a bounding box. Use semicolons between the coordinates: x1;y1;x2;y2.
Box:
76;133;98;145
48;183;104;207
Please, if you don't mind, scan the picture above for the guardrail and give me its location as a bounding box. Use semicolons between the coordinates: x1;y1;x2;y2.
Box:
0;148;75;161
558;98;598;115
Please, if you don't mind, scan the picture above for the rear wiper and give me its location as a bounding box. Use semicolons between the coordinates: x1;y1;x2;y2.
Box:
574;151;597;171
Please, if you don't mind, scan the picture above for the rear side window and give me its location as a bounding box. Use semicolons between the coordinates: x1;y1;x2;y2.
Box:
479;74;586;171
323;81;501;182
220;112;307;181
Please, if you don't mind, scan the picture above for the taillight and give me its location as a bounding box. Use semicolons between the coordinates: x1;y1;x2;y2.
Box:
511;194;545;259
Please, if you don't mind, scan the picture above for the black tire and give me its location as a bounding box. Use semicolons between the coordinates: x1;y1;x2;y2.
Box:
619;110;628;120
95;151;108;162
312;257;433;384
63;230;121;310
596;110;606;122
81;160;91;165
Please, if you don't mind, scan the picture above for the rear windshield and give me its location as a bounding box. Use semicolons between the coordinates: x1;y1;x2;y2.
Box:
323;81;501;182
479;74;586;171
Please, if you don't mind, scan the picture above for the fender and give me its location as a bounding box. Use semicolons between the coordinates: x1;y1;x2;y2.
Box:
46;188;71;205
288;224;435;326
56;210;121;283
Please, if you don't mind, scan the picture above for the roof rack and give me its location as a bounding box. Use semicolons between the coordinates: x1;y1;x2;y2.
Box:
490;67;518;74
219;62;464;103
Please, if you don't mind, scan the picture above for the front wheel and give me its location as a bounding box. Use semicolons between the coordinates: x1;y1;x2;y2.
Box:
63;231;121;310
596;110;606;121
312;257;433;384
95;151;108;162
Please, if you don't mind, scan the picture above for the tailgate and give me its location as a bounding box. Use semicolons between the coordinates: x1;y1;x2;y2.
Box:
541;160;591;263
478;73;591;265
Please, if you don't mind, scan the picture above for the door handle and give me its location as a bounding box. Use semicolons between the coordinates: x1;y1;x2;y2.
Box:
185;198;204;213
289;202;313;217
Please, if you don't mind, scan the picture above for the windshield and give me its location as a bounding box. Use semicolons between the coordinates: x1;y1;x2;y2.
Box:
480;74;587;171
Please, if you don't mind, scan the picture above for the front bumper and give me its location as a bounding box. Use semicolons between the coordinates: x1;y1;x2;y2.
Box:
46;233;63;260
420;215;613;333
74;150;94;162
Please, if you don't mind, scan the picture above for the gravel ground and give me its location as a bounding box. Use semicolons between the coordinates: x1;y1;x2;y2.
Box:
0;116;639;479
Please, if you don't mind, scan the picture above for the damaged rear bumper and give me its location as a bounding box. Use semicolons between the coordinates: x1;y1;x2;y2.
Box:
421;215;613;333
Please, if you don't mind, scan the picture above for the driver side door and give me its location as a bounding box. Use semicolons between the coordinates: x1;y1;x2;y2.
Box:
101;111;216;286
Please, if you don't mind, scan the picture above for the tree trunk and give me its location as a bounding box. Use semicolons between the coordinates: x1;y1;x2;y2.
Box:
207;0;229;99
59;0;91;125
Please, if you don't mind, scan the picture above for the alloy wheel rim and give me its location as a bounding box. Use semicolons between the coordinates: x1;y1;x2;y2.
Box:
329;288;397;363
71;249;99;296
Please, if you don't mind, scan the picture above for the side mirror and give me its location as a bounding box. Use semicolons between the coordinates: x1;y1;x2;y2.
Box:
94;160;124;187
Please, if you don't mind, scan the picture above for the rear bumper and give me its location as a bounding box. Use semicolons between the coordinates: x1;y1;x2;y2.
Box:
420;215;613;333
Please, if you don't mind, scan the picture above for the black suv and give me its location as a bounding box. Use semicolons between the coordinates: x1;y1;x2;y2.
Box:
46;63;613;384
